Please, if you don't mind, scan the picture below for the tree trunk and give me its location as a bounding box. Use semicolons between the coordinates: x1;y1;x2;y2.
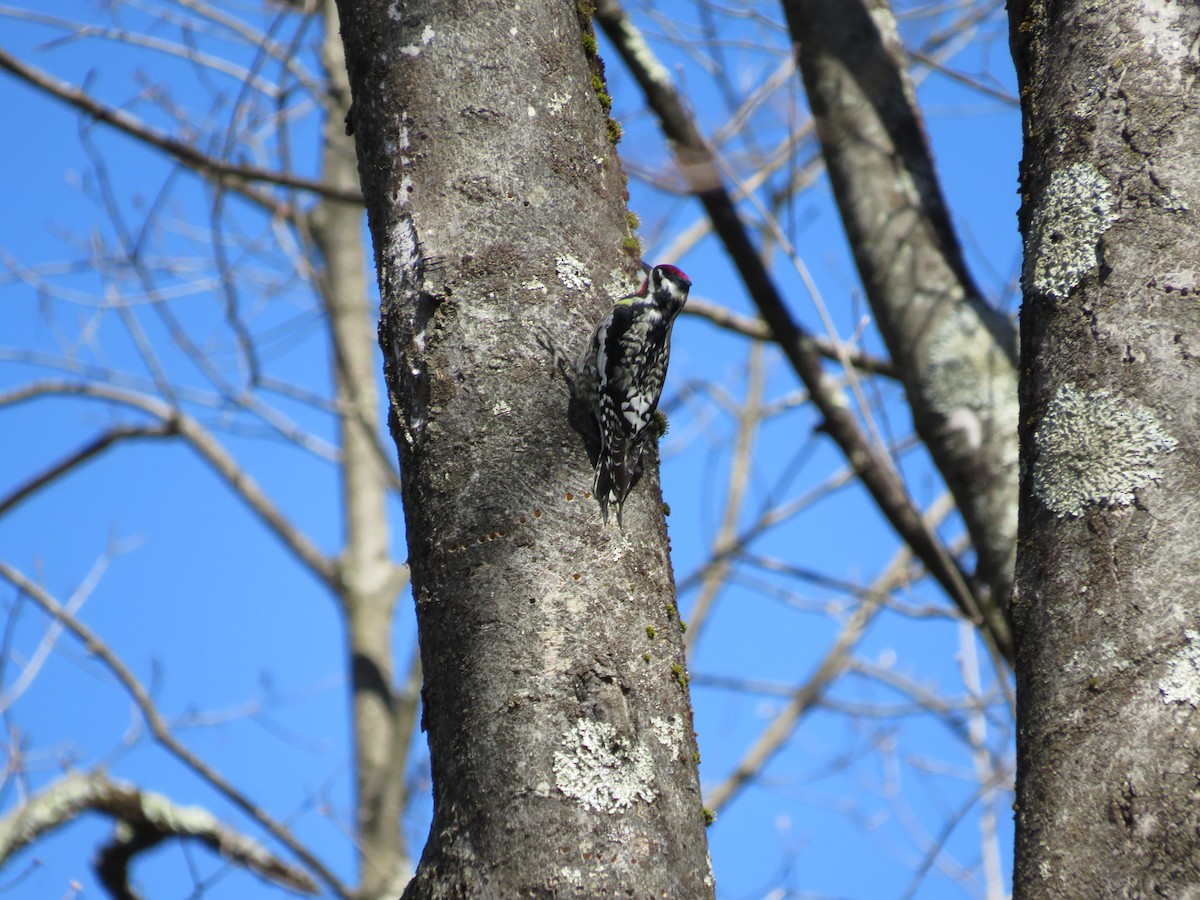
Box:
333;0;714;894
1008;1;1200;895
784;0;1019;648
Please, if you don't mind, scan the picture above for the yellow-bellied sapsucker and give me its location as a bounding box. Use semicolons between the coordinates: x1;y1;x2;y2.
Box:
577;264;691;525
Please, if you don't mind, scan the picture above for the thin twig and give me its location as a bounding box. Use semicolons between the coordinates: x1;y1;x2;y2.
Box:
0;381;336;589
594;0;1000;662
0;47;359;204
685;297;899;378
0;564;348;898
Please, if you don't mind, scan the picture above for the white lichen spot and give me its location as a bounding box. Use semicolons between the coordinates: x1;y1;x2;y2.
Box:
386;216;421;274
1039;859;1053;880
1033;383;1177;517
387;0;403;22
603;268;638;300
553;719;656;813
492;399;511;416
1098;640;1131;673
510;26;519;36
395;25;433;57
593;156;606;169
924;301;1019;455
1160;188;1189;212
547;93;572;114
527;105;537;118
1160;630;1200;707
650;714;685;748
534;781;551;798
556;255;592;291
522;279;547;293
1025;163;1118;300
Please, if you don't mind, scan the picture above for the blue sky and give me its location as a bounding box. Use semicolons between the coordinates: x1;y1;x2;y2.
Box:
0;1;1021;897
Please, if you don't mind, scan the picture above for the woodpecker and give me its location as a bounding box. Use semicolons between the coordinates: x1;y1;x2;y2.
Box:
578;264;691;526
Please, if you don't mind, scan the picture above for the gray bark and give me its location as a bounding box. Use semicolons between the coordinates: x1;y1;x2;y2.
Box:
1008;1;1200;895
784;0;1019;655
334;0;713;895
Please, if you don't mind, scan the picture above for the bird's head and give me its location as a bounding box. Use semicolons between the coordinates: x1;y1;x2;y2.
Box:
621;264;691;309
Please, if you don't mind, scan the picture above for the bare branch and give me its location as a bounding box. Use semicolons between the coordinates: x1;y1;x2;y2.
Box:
593;0;1002;662
685;344;763;649
0;47;361;205
0;7;285;96
705;492;955;813
0;563;348;897
907;48;1018;106
0;769;318;895
0;381;336;589
898;767;1012;900
0;548;115;714
0;424;176;517
685;297;899;378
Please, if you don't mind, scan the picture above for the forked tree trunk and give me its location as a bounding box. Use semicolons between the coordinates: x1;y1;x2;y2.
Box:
785;0;1019;650
334;0;714;894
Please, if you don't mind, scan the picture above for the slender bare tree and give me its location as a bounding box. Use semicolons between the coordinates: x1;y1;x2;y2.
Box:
1;2;418;896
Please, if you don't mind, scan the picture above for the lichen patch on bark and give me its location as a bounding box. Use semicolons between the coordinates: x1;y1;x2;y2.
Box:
924;301;1019;460
1025;163;1117;300
650;714;685;749
1159;630;1200;708
1033;382;1177;517
552;719;657;813
555;255;593;291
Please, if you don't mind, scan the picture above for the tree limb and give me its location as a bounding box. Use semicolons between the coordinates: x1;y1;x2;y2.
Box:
0;563;348;897
0;46;361;206
0;381;337;589
782;0;1018;647
593;0;1005;662
0;770;318;896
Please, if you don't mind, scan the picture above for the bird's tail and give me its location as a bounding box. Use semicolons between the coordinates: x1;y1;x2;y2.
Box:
594;438;636;527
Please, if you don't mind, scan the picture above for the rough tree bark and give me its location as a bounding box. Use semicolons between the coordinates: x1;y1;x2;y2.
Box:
1008;1;1200;895
334;0;714;895
784;0;1019;655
